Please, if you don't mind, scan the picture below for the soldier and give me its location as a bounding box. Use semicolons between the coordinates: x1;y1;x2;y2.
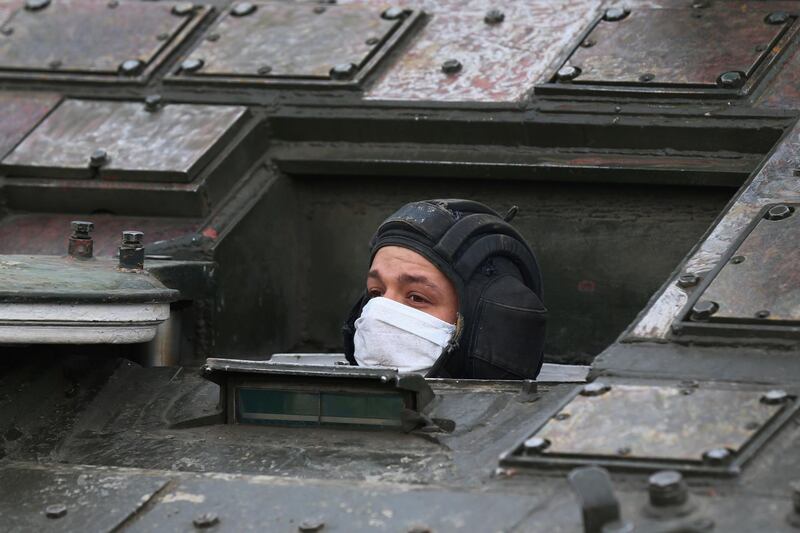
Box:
343;199;547;379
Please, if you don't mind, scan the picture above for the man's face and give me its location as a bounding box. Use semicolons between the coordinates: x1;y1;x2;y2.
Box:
366;246;459;324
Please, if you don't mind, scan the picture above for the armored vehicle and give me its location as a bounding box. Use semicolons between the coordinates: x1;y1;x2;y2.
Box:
1;0;800;531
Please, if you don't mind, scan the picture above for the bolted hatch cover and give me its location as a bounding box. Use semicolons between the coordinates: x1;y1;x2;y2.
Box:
1;99;248;182
501;383;797;475
675;204;800;340
168;2;418;87
0;91;59;160
0;0;209;83
541;2;796;96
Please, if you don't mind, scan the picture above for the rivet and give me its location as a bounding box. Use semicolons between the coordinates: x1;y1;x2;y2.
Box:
761;389;789;405
381;7;405;20
298;519;325;532
230;2;256;17
257;65;272;75
171;2;195;16
441;59;462;75
717;71;745;89
603;7;629;21
731;255;745;264
523;436;550;453
617;446;631;456
555;65;581;81
702;447;731;464
313;5;326;14
580;38;595;48
122;231;144;245
554;412;570;421
365;36;380;45
89;149;109;168
118;59;144;76
755;310;771;319
330;62;357;80
648;470;688;507
639;72;655;82
48;59;62;70
180;58;204;73
677;273;699;288
25;0;50;11
765;204;794;220
690;300;718;321
144;94;162;112
765;11;790;25
580;382;610;396
45;504;67;519
192;512;219;528
379;375;389;383
206;33;220;42
156;32;170;41
484;8;504;25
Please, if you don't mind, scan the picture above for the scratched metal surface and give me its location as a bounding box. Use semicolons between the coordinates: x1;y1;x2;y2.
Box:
0;91;59;159
0;0;190;74
180;2;396;78
532;384;780;460
701;208;800;323
630;120;800;339
2;100;247;182
565;5;784;86
365;0;602;102
756;39;800;109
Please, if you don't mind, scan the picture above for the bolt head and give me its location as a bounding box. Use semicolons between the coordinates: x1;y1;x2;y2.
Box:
603;7;629;21
523;436;550;453
180;58;204;73
381;7;405;20
690;300;718;321
298;519;325;532
45;504;67;519
118;59;143;76
702;447;731;464
230;2;256;17
648;470;689;507
761;389;789;405
257;65;272;75
193;512;219;528
717;71;745;89
556;65;581;81
330;62;357;80
765;204;794;221
765;11;790;25
107;0;118;8
731;255;745;264
649;470;682;489
172;2;194;16
89;149;109;168
639;72;655;83
122;231;144;245
25;0;50;11
554;412;570;421
48;59;61;70
755;310;771;319
365;37;380;45
144;94;162;111
677;273;699;288
313;5;326;14
441;59;462;75
484;8;505;25
71;220;94;235
580;382;610;396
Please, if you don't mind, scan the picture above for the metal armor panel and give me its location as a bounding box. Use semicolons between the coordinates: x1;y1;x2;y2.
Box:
0;91;59;159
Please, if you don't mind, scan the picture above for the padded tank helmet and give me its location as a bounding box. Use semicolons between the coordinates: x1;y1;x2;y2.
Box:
343;199;546;379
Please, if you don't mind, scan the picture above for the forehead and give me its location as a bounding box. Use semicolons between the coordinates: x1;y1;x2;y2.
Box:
369;246;444;279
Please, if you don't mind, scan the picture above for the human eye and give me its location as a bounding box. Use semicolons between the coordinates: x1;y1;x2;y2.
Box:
408;293;431;304
367;287;384;298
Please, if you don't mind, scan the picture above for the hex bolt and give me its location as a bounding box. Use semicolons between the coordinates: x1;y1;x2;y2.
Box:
171;2;195;16
257;65;272;75
766;11;790;25
717;71;745;89
68;221;94;259
765;204;794;221
730;255;745;264
521;379;537;395
144;94;162;112
484;8;505;25
381;7;405;20
180;58;204;73
580;382;611;396
603;7;629;21
555;65;581;81
523;436;550;453
639;72;655;83
677;273;699;288
298;519;325;532
648;470;689;507
118;59;144;76
230;2;256;17
119;230;145;270
25;0;50;11
89;148;109;168
690;300;718;321
755;310;771;319
330;62;357;80
192;512;219;528
45;504;67;519
761;389;789;405
702;447;731;464
436;59;461;75
365;37;380;45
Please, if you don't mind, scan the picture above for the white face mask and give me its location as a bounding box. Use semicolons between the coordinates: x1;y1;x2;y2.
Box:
353;297;456;375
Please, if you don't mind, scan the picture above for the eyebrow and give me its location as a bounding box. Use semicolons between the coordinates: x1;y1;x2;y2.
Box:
368;270;440;292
